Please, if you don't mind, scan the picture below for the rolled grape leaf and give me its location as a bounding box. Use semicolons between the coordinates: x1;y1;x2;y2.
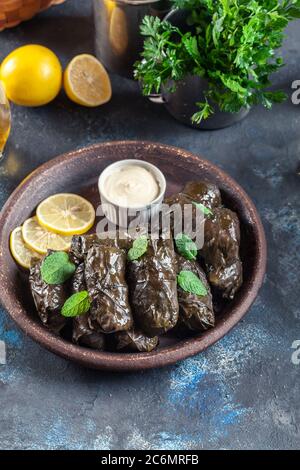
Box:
85;245;133;333
183;181;221;209
200;207;243;299
29;254;68;333
69;228;146;264
71;262;105;350
164;180;220;244
69;234;100;265
165;180;221;216
127;236;179;337
73;313;105;350
176;254;214;331
165;180;242;299
115;329;159;353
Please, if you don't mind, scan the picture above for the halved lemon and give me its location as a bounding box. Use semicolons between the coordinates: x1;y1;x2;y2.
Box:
36;193;95;236
64;54;112;107
22;217;72;254
10;226;42;269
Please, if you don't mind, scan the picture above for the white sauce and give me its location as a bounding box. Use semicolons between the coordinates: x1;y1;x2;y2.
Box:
104;165;159;208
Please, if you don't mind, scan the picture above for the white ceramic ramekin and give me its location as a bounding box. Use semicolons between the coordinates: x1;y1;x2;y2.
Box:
98;159;166;227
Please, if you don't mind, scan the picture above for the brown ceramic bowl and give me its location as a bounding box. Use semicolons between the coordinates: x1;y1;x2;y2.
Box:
0;141;266;371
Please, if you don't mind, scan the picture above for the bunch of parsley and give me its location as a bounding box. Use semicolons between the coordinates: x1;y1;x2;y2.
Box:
134;0;300;123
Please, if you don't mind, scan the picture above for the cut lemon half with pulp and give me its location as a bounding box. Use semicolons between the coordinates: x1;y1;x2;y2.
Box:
22;217;73;254
36;193;95;236
10;226;42;269
64;54;112;107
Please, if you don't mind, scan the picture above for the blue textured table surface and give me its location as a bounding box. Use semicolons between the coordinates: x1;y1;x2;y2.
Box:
0;1;299;450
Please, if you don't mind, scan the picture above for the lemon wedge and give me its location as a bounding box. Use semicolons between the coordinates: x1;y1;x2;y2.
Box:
22;217;72;254
64;54;112;107
36;193;95;236
10;226;41;269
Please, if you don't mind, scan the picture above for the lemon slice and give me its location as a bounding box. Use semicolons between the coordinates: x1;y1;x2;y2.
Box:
64;54;112;107
36;193;95;236
22;217;72;255
10;226;42;269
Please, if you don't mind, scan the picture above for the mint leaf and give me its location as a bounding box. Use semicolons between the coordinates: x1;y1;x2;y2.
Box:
192;201;213;217
41;252;75;285
175;233;197;261
61;291;91;318
177;270;208;296
128;235;148;261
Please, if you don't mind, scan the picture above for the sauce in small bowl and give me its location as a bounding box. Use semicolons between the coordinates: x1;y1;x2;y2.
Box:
98;159;166;227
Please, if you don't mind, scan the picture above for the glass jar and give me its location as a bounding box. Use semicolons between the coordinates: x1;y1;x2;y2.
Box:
93;0;170;79
0;81;11;161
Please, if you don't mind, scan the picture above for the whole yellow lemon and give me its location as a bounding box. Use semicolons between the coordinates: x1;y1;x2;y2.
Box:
0;45;62;107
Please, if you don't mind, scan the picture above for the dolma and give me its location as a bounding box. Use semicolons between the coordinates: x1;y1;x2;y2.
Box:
70;228;146;264
166;181;242;299
85;245;133;333
127;236;179;337
182;180;221;209
29;256;67;333
73;314;105;350
72;262;105;350
164;181;220;242
69;234;100;265
165;180;221;212
200;207;243;299
115;329;159;353
176;254;214;331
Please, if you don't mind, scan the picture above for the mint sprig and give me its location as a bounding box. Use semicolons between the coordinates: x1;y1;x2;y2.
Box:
177;270;208;297
175;233;197;261
128;235;148;261
41;251;75;285
192;201;213;217
61;291;91;318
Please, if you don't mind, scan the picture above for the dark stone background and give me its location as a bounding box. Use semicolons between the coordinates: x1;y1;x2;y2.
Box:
0;0;299;450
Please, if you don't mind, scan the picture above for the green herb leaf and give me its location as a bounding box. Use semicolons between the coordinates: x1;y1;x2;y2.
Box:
175;233;197;260
192;100;214;123
61;291;91;318
134;0;294;121
177;270;208;296
192;201;213;217
41;251;75;285
128;235;148;261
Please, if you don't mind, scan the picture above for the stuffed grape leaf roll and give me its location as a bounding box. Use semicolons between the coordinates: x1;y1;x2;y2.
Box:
29;256;67;333
166;180;242;299
165;180;221;212
182;181;221;209
127;236;179;337
85;245;133;333
176;254;214;331
69;234;100;265
72;261;105;350
164;181;220;243
115;329;159;352
70;228;146;265
200;207;243;299
73;314;105;349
